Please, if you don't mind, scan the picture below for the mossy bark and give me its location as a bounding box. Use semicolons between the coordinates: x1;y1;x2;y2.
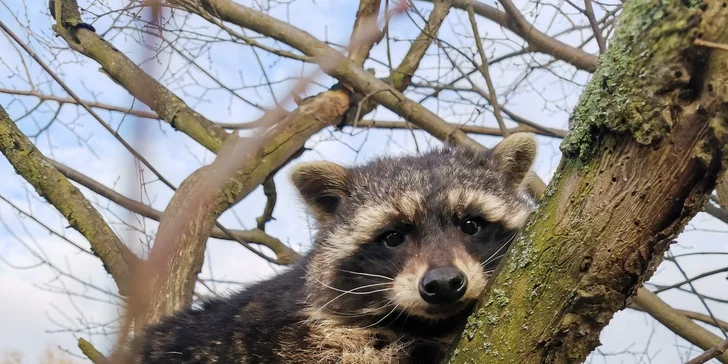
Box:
447;1;728;363
0;105;139;295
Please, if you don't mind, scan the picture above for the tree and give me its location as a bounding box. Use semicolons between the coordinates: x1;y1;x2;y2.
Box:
446;1;728;362
0;0;727;363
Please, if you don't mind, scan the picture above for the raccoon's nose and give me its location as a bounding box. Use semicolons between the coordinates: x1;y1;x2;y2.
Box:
418;266;468;304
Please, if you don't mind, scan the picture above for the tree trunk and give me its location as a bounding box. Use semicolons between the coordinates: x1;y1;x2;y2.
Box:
446;1;728;363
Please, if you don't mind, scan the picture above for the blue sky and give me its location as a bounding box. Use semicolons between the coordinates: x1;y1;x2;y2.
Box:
1;0;727;362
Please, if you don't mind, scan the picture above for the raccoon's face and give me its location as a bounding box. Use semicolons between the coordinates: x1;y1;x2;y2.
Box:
292;133;536;326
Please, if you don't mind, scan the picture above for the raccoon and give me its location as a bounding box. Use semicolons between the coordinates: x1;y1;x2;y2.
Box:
135;133;537;364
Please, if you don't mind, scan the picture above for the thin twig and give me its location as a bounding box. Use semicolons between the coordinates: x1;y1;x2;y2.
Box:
663;252;728;338
686;339;728;364
695;38;728;51
0;20;177;190
584;0;607;53
467;3;509;137
256;175;277;231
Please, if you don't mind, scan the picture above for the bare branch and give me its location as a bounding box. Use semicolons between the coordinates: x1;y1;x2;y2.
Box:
584;0;607;53
348;0;383;65
420;0;599;72
53;0;230;152
50;160;299;259
686;339;728;364
0;20;177;190
349;119;567;138
628;298;728;332
466;3;509;136
0;88;159;119
632;289;728;364
652;267;728;295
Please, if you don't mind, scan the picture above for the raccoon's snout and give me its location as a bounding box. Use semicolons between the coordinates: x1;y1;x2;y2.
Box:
418;266;468;304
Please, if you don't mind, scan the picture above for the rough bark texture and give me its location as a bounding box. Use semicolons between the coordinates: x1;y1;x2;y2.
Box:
446;1;728;363
0;105;139;294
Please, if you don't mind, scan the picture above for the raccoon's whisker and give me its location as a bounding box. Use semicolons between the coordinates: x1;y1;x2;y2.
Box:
362;302;401;329
481;253;506;268
358;292;404;320
384;302;408;328
315;284;393;313
338;270;394;281
481;244;509;267
480;232;519;267
363;292;409;329
333;284;393;295
301;269;387;295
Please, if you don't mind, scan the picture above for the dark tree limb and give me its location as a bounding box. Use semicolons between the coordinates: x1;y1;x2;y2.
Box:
256;175;277;231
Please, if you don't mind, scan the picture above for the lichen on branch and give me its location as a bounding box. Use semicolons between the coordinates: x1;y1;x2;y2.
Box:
562;0;706;161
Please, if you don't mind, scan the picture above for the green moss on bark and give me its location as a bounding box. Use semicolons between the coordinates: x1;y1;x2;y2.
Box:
561;0;703;161
447;0;728;363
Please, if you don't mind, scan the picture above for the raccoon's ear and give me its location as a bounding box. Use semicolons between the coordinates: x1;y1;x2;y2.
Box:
290;161;350;222
491;132;537;187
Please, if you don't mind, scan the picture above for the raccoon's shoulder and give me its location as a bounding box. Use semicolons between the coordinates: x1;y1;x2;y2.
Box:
137;265;309;363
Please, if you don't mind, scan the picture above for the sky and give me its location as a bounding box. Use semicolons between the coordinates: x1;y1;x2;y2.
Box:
0;0;727;363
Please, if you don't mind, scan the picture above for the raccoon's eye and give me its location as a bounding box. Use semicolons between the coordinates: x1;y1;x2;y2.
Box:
460;217;485;236
379;231;405;248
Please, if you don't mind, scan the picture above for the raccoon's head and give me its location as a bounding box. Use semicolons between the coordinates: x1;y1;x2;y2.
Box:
292;133;536;327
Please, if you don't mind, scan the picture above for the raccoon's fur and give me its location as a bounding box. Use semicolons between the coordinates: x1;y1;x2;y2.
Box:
135;133;538;364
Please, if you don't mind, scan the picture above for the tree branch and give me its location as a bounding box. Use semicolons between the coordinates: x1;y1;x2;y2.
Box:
0;105;138;295
255;175;277;231
466;3;509;136
631;289;728;364
628;293;728;332
584;0;607;53
78;338;109;364
49;160;299;260
348;0;383;66
347;119;567;137
686;338;728;364
0;88;159;119
53;0;230;152
418;0;599;72
652;267;728;294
